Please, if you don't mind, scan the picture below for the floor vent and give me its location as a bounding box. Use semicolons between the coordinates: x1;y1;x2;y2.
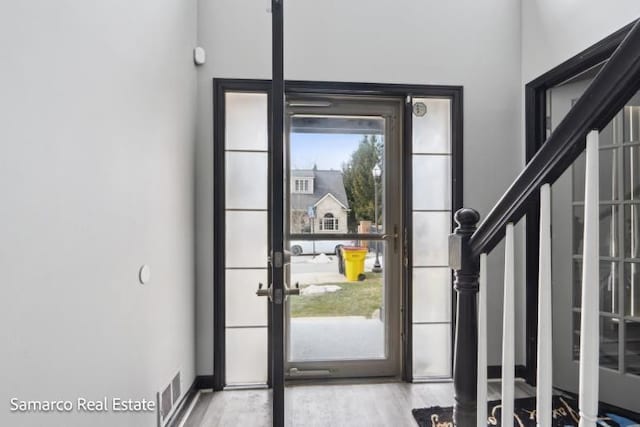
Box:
172;372;181;405
160;384;172;419
157;370;181;427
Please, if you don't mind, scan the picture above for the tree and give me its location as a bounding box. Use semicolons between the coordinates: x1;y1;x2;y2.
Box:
342;135;383;231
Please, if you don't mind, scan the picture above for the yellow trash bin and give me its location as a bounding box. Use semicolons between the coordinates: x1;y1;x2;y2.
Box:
341;247;367;281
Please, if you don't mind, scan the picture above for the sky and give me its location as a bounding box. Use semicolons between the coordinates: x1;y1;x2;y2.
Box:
289;133;364;171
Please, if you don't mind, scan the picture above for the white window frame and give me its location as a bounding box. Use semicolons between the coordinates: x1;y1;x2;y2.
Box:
293;178;313;194
319;213;338;231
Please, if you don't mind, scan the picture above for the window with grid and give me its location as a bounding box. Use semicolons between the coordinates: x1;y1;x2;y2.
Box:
293;178;312;194
572;104;640;376
319;213;338;231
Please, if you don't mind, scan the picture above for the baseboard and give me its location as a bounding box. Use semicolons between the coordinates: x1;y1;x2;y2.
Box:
166;376;211;427
193;375;214;390
487;365;527;380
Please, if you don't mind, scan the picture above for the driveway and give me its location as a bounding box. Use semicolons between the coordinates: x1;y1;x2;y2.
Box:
289;316;384;361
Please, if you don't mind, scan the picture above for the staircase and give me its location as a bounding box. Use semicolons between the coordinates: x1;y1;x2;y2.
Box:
449;19;640;427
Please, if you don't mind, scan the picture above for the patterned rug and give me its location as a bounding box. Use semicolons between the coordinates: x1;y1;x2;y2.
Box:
412;396;640;426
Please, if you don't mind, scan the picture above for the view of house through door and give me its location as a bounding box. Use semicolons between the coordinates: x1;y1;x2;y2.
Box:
284;95;403;378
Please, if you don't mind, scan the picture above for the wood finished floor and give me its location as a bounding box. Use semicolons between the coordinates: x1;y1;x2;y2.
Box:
182;381;535;427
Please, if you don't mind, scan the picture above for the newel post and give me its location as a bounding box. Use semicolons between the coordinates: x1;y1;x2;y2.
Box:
449;208;480;427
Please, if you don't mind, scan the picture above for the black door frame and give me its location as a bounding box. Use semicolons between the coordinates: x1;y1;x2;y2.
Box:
212;78;463;389
523;20;636;385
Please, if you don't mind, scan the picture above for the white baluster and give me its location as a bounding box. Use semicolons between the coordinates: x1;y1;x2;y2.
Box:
632;146;638;317
502;223;515;425
537;184;552;426
579;130;600;427
478;253;488;426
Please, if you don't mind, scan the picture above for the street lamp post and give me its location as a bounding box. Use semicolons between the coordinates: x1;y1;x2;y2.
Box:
372;164;382;273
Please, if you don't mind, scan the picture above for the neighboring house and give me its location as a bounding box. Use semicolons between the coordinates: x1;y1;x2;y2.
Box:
290;169;349;234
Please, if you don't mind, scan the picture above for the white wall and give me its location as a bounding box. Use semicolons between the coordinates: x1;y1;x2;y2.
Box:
196;0;525;374
1;1;197;426
522;1;640;83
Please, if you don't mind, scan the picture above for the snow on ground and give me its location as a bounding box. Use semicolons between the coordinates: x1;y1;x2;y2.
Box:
300;284;342;296
307;253;334;264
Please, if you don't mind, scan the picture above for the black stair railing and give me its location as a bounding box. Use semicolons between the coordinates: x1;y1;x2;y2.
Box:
450;19;640;427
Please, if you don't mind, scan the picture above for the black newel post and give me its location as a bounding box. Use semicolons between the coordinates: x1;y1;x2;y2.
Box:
449;208;480;427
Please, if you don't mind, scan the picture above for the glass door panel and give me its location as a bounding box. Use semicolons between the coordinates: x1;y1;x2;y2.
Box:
288;242;386;362
284;95;402;378
288;114;386;237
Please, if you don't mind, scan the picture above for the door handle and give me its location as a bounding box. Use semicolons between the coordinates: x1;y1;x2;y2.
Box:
256;282;272;299
285;281;300;296
256;282;299;300
381;225;399;252
259;256;299;303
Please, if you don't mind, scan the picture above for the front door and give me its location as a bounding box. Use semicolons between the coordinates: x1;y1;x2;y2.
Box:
213;80;461;425
284;95;403;379
550;67;640;413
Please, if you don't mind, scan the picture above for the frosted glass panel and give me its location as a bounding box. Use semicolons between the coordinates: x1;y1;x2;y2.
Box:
412;98;451;154
225;152;268;209
225;211;268;268
225;269;268;327
412;268;451;323
412;155;451;210
413;212;451;266
413;323;452;377
225;327;268;385
225;92;268;151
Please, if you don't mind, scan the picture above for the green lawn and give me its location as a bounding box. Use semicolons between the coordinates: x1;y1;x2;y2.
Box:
290;273;382;318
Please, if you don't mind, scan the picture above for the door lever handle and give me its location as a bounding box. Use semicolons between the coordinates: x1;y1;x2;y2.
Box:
257;281;299;301
256;282;272;299
381;225;400;252
284;281;300;296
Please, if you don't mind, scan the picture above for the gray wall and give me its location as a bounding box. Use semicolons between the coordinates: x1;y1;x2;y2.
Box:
1;1;197;426
195;0;526;374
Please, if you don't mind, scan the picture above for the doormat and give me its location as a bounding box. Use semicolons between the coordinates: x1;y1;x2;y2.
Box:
412;396;640;426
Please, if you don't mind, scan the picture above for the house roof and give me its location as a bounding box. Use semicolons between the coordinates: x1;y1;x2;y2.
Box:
290;169;349;211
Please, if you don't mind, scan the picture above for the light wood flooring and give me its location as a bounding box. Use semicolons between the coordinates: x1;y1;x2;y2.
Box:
181;380;535;427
